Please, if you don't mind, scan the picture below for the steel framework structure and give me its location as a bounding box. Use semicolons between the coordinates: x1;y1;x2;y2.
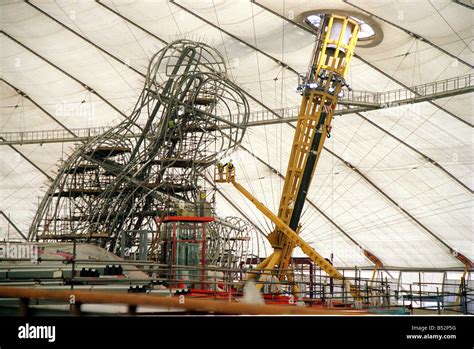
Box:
28;40;250;261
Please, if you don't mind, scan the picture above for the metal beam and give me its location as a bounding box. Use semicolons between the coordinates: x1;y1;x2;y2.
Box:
0;210;27;240
251;0;473;128
0;31;128;119
0;78;76;137
344;0;474;69
1;74;471;145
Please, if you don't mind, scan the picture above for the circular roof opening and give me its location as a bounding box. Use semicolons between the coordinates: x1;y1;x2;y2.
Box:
298;10;383;48
306;14;375;41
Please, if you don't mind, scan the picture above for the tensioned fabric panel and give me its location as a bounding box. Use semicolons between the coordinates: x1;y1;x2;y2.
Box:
243;123;462;268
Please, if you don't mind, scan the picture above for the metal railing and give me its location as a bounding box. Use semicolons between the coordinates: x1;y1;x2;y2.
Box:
1;74;472;145
0;257;471;315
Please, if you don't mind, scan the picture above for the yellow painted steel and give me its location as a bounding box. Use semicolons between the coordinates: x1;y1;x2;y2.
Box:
253;250;282;292
269;15;360;282
215;15;361;297
231;180;343;279
230;179;360;298
370;263;380;288
455;264;469;307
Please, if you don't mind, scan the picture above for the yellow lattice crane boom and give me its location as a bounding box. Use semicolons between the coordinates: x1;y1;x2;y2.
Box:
269;15;360;284
216;14;360;296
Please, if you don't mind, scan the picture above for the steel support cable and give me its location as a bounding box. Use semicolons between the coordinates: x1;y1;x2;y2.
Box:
345;0;473;69
168;1;473;241
380;38;418;92
0;78;76;137
251;0;473;127
0;93;20;132
308;107;415;215
207;0;274;234
235;142;381;268
14;2;378;267
0;156;48;208
234;138;274;234
235;141;376;256
453;0;474;9
0;211;27;240
245;131;274;225
163;2;390;269
210;0;231;66
337;97;472;208
315;180;472;235
26;0;141;92
324;149;461;256
249;1;277;211
306;95;472;229
355;111;473;193
332;199;473;239
30;40;248;245
300;142;466;267
349;35;474;66
305;144;466;263
170;0;299;75
0;31;129;120
97;1;279;137
0;138;53;181
98;0;152;60
0;79;75;182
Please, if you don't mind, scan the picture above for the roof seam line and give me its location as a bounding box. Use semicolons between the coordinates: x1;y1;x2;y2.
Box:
237;142;382;267
0;210;27;240
0;31;128;120
251;0;473;128
24;1;144;78
169;0;299;76
1;78;77;137
354;110;473;194
344;0;474;69
0;137;53;182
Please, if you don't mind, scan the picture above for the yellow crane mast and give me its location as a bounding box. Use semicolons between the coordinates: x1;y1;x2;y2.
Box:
270;15;359;284
216;14;360;295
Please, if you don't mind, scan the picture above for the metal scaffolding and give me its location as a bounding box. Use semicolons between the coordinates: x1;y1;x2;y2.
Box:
28;40;251;264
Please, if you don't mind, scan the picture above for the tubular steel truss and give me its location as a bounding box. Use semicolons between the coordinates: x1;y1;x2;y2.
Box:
2;73;471;145
28;40;250;260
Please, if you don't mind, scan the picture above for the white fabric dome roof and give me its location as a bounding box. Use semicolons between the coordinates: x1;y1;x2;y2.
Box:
1;0;472;269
